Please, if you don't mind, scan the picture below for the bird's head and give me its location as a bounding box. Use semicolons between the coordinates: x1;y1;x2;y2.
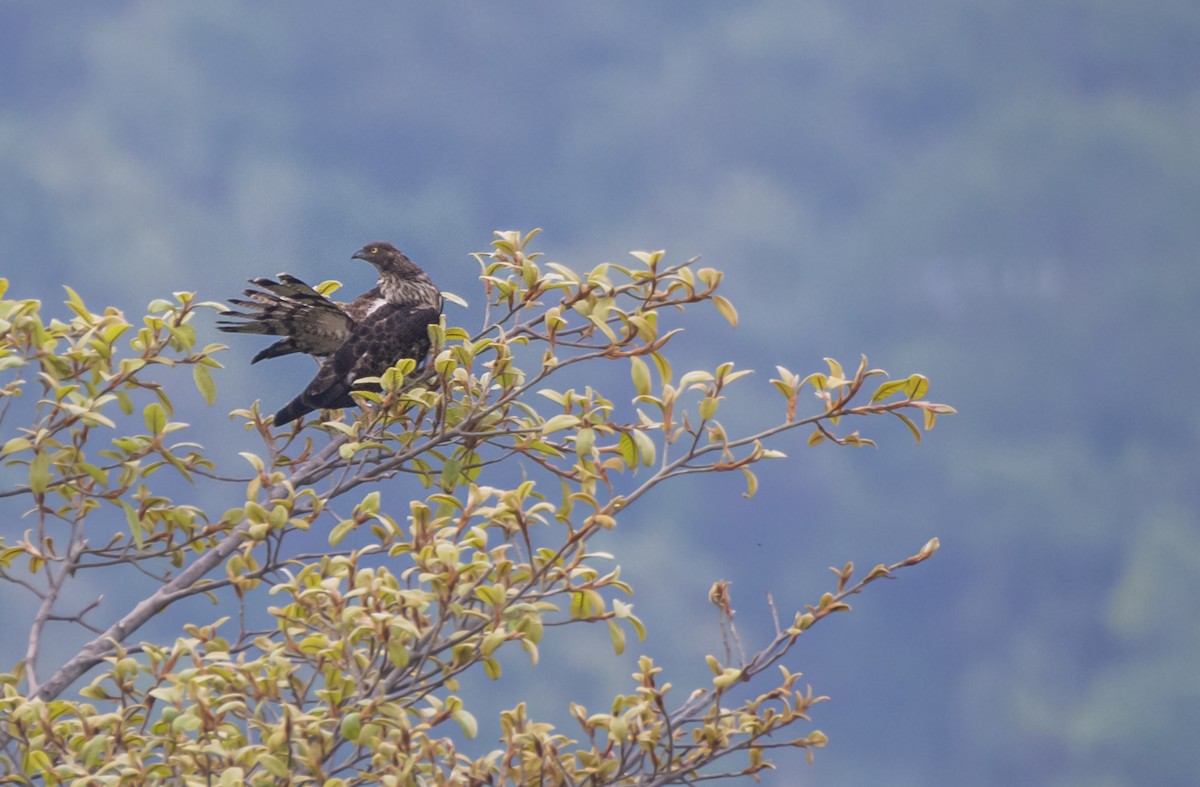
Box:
352;242;401;265
352;241;421;276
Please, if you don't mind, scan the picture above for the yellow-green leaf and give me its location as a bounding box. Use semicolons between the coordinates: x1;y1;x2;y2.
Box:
258;755;289;778
894;412;922;443
192;364;216;405
63;285;89;319
2;437;32;457
616;433;637;467
712;295;738;327
542;413;580;435
630;356;651;396
28;452;51;494
630;429;656;467
328;518;357;546
870;379;910;403
218;769;245;787
453;709;479;738
905;374;930;400
713;667;743;689
340;713;361;742
315;279;343;297
650;351;672;384
143;402;166;434
741;467;758;499
574;427;595;457
607;619;626;655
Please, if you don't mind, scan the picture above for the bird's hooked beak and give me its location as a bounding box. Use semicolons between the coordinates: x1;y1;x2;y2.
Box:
351;249;367;261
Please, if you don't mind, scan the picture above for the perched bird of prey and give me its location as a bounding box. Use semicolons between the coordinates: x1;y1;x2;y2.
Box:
218;242;443;426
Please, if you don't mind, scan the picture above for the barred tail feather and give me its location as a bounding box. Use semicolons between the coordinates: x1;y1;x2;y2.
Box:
272;396;313;427
216;274;354;360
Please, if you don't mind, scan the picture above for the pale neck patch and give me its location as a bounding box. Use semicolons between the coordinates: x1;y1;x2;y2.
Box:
380;276;440;307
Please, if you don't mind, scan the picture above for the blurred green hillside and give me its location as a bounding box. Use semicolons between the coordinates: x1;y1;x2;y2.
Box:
2;2;1198;784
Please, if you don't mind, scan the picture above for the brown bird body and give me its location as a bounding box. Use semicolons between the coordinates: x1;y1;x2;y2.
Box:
218;242;442;426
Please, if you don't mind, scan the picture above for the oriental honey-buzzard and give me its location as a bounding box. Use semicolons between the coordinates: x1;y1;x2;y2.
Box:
218;242;442;426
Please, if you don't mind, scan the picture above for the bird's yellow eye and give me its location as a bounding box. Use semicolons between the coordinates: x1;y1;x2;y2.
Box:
370;246;379;254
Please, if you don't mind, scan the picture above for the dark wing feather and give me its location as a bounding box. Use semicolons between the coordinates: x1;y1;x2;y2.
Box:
216;275;356;363
272;301;441;426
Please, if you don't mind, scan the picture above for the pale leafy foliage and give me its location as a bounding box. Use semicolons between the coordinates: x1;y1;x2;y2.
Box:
0;232;951;784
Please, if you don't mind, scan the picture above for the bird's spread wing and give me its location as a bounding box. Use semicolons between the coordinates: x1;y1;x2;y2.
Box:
217;275;356;363
272;301;442;426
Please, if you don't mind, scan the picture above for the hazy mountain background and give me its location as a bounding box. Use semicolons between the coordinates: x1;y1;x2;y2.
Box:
2;2;1198;784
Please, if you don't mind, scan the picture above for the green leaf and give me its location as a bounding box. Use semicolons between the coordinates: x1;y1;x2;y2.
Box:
358;491;381;515
24;750;52;774
649;351;672;384
712;294;738;327
1;437;32;457
258;755;289;778
571;590;604;619
79;729;108;767
79;462;109;485
171;713;201;733
387;640;410;669
803;373;828;391
870;379;910;403
143;402;166;434
630;356;651;396
62;285;90;319
607;619;626;655
630;250;664;268
480;629;506;657
905;374;930;399
192;364;216;405
474;586;506;608
328;518;356;546
574;427;595;457
441;290;469;308
381;365;407;392
541;413;580;435
630;429;656;467
76;408;116;429
238;452;264;473
626;614;647;641
453;708;479;738
616;433;637;467
28;451;51;494
121;501;144;549
741;467;758;499
218;769;245;787
340;713;361;742
893;412;922;443
713;667;743;689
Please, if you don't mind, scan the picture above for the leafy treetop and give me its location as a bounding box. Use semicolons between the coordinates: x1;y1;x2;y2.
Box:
0;231;951;784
